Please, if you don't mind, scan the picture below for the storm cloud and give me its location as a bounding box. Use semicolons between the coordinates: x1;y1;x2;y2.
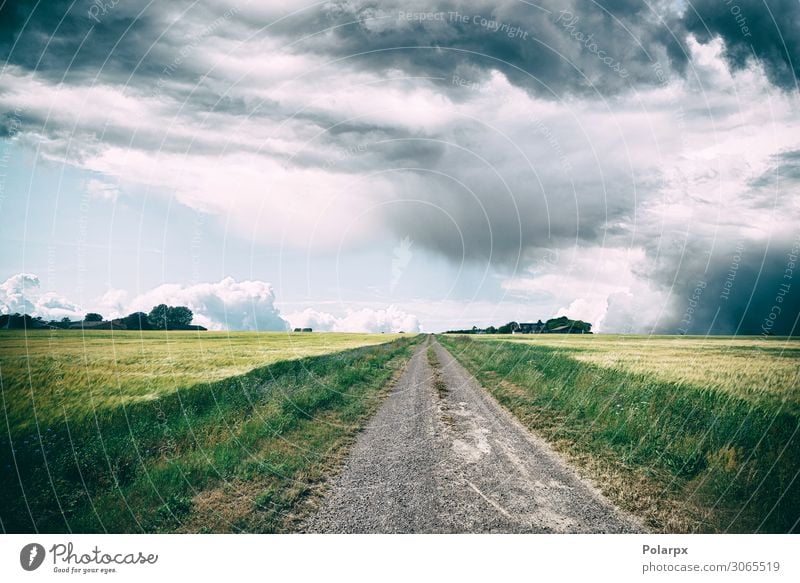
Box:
1;1;798;333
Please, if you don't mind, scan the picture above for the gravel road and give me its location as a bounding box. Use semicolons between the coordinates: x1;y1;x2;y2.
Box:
303;337;642;533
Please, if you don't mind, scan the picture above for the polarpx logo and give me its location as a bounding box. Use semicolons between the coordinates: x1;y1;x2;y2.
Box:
19;543;46;571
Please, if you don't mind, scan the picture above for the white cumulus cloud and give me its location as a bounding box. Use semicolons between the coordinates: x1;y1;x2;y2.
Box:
286;305;421;333
1;273;424;332
0;274;82;319
124;277;288;331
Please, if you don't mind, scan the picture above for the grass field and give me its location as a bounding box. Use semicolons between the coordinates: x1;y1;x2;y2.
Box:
0;330;403;433
0;331;417;533
474;334;800;406
440;334;800;533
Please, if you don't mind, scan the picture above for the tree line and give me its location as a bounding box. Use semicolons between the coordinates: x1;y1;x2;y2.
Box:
2;304;198;330
445;316;592;335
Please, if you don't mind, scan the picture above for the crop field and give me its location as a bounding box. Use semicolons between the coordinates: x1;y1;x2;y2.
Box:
472;334;800;406
0;330;403;433
0;331;417;533
440;334;800;533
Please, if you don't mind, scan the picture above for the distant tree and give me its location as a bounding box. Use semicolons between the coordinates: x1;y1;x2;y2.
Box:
148;304;169;330
84;312;103;322
60;316;71;324
167;306;193;328
147;304;193;329
123;312;151;330
485;326;497;334
497;321;519;334
544;316;592;333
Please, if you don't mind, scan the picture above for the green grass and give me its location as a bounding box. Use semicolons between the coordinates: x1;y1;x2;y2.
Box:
439;334;800;533
0;330;404;433
473;334;800;406
0;333;418;533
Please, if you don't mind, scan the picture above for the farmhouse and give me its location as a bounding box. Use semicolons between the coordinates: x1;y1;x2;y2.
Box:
69;319;127;330
510;317;592;334
514;320;545;334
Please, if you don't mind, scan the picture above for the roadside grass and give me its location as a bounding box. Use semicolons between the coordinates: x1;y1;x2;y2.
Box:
0;336;417;533
0;330;404;433
439;335;800;533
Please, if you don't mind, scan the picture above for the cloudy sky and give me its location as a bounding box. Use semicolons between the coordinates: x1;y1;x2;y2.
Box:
1;0;799;334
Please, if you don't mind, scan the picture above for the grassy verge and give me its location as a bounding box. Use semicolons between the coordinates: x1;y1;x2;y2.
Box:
439;335;799;533
1;337;418;533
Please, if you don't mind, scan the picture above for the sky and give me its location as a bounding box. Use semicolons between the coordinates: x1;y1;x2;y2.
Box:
1;0;799;334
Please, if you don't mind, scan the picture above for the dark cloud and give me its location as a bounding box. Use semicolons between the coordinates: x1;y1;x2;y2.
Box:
652;237;800;335
379;148;636;266
2;0;798;336
750;149;800;190
255;0;690;97
684;0;800;91
0;0;167;82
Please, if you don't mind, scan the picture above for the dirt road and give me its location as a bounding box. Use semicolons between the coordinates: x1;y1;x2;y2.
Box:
303;337;641;533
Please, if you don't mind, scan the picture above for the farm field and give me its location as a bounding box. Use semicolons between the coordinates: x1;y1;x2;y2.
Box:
472;334;800;406
440;334;800;533
0;330;403;432
0;331;418;533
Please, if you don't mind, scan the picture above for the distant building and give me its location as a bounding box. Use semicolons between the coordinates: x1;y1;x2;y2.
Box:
511;318;591;334
514;320;545;334
68;320;126;330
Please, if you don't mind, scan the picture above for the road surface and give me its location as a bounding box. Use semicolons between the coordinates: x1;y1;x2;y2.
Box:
303;337;641;533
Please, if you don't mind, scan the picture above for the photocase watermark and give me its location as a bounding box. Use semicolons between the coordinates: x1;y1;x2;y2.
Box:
152;399;179;462
75;189;92;304
451;74;484;92
678;280;707;335
20;543;46;571
322;142;369;171
448;11;529;40
531;117;573;175
760;233;800;336
554;10;629;79
0;105;24;214
390;236;414;293
150;5;239;100
87;0;121;24
20;542;158;574
719;240;744;301
190;210;206;285
398;11;529;39
652;61;689;152
723;0;753;38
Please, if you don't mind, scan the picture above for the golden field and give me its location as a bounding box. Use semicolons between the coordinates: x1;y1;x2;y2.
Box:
0;330;403;431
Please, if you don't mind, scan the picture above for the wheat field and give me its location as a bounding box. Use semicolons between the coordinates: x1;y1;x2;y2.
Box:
474;334;800;406
0;330;403;432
